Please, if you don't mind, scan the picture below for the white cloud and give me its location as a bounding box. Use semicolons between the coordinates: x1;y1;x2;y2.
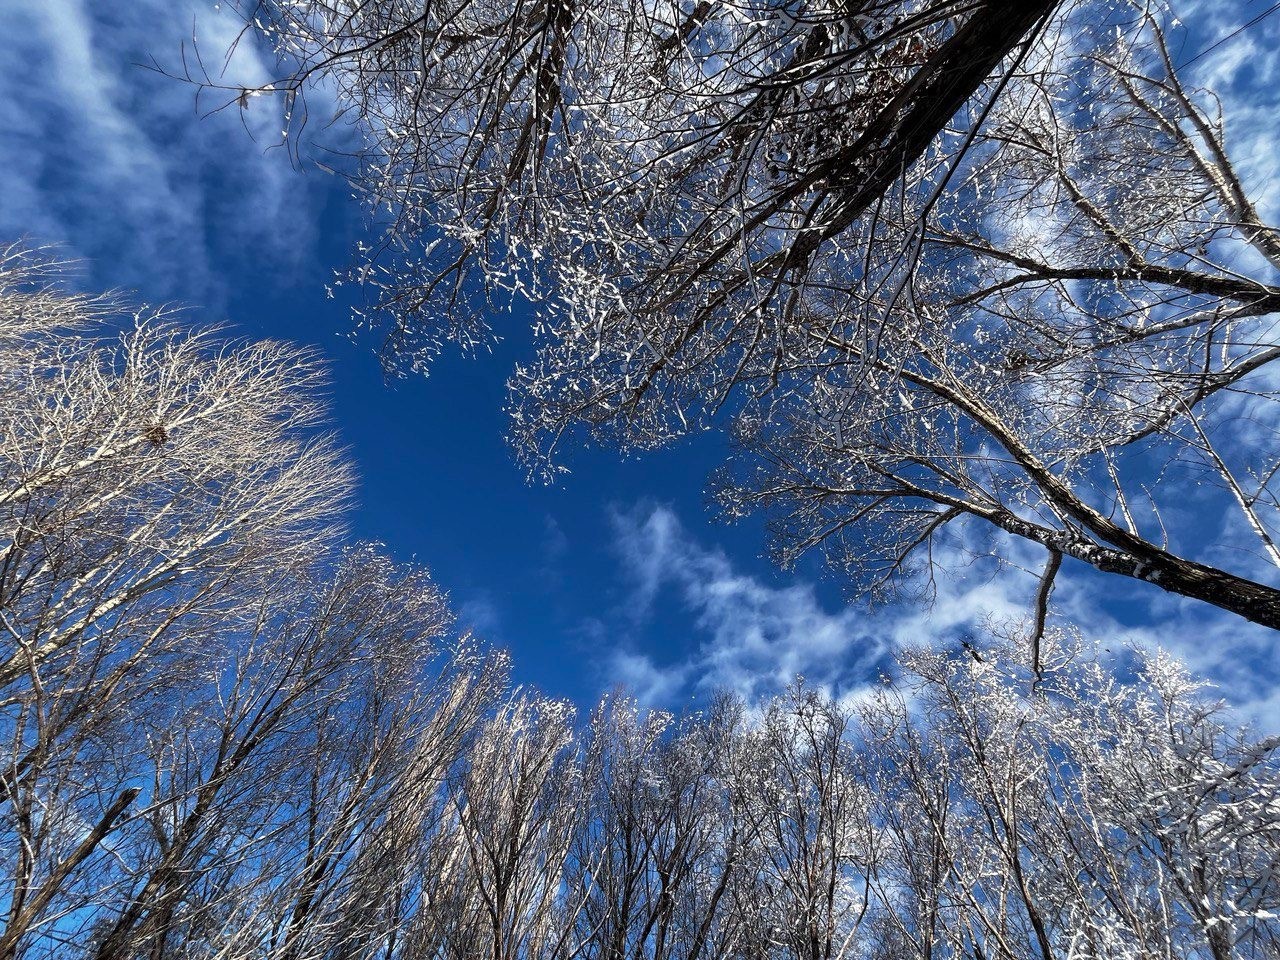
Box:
603;504;1280;730
457;592;504;640
604;504;1029;706
1177;0;1280;226
0;0;341;306
608;650;692;707
542;514;570;565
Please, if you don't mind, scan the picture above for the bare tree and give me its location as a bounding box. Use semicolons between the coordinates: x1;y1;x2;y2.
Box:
0;246;352;960
728;684;877;960
215;2;1280;633
212;0;1057;368
567;700;678;960
699;7;1280;631
441;694;582;960
3;246;1275;960
0;248;505;960
566;695;744;960
559;638;1280;960
81;550;498;960
859;634;1280;960
0;245;350;692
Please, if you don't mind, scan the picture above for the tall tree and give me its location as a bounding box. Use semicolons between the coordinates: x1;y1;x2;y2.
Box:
566;696;743;960
0;247;503;960
728;684;876;960
224;2;1280;632
443;694;582;960
220;0;1056;363
0;243;350;959
705;9;1280;633
859;635;1280;959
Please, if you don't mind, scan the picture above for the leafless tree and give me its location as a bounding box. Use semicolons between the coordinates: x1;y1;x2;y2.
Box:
0;245;351;960
567;700;678;960
699;7;1280;633
439;693;582;960
559;639;1279;960
215;2;1280;635
859;633;1280;960
212;0;1057;368
728;684;877;960
3;250;1275;960
83;550;500;960
0;244;350;694
0;248;504;960
565;695;744;960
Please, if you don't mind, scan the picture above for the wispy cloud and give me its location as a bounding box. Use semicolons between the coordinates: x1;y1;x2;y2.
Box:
603;504;1024;706
602;504;1280;729
0;0;338;306
1177;0;1280;225
456;591;505;641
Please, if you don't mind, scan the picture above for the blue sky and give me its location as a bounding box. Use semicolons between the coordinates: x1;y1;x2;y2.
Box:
3;0;1278;723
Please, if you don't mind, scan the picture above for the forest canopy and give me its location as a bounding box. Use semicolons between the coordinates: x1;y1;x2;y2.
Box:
1;1;1279;958
208;0;1280;640
0;246;1276;958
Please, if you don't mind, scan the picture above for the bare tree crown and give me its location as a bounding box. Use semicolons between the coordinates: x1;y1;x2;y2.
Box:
209;1;1280;631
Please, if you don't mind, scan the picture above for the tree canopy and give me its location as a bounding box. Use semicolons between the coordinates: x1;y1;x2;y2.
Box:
219;0;1280;635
